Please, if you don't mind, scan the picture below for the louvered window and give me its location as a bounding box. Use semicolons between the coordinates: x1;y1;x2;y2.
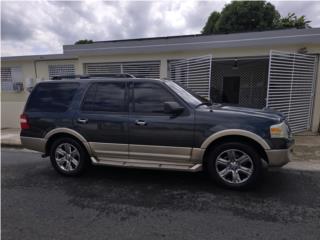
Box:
84;61;160;78
48;64;75;79
85;63;121;74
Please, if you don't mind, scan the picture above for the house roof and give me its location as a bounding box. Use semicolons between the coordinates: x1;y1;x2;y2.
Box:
2;28;320;61
1;54;77;62
63;28;320;56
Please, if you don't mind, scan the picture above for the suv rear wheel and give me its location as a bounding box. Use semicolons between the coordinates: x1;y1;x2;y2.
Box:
50;137;89;176
207;142;263;189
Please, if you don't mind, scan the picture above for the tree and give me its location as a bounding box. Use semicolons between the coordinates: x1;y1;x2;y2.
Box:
202;1;311;35
278;13;311;29
75;39;94;44
202;11;221;34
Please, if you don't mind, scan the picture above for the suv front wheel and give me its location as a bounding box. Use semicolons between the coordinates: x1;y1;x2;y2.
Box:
50;137;89;176
207;142;263;189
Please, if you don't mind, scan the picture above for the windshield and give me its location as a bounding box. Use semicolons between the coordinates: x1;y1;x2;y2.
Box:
164;80;210;106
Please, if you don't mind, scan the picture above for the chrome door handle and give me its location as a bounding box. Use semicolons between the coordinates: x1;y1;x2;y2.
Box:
77;118;88;124
135;120;147;126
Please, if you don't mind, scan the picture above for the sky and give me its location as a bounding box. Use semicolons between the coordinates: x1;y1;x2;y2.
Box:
1;0;320;56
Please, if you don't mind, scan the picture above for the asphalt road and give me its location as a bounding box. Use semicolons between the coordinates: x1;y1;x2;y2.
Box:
2;148;320;240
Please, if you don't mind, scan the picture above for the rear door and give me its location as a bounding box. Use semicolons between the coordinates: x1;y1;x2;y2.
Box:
128;80;194;163
73;81;129;161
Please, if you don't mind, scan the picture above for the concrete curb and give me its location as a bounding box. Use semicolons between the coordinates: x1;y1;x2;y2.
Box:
283;161;320;172
1;143;23;149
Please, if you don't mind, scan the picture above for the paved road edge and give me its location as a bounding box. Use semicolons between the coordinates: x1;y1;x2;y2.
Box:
2;146;320;172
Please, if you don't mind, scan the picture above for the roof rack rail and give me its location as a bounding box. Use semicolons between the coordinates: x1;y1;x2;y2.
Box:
51;73;135;80
51;75;89;80
89;73;135;78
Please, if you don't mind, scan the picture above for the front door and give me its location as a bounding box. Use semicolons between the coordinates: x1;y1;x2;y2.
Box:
73;81;129;161
128;81;194;163
222;76;240;104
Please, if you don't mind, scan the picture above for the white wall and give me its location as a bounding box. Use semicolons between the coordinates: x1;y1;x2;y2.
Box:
1;101;25;129
312;56;320;132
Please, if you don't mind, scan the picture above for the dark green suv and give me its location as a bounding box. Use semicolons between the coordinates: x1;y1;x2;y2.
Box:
20;78;294;189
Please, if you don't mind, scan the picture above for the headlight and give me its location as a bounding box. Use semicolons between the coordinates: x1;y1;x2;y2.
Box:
270;121;289;139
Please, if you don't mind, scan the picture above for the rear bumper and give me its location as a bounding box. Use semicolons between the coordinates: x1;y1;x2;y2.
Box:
20;136;46;153
265;147;293;167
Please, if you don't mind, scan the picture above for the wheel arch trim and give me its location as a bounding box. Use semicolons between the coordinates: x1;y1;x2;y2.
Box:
200;129;271;150
44;128;93;155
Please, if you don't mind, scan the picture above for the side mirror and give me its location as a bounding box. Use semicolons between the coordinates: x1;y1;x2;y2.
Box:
164;101;184;114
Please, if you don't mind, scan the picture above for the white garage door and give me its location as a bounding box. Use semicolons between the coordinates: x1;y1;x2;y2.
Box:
84;61;161;78
266;50;317;133
168;55;212;99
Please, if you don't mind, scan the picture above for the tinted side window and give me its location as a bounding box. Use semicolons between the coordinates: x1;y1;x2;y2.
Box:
133;82;175;114
26;83;79;112
82;82;126;112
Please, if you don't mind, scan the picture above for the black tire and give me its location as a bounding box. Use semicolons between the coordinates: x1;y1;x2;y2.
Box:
50;137;89;176
206;141;263;190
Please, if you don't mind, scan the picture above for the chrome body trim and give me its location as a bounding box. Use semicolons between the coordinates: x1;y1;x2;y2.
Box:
91;157;202;172
20;136;46;153
44;128;93;155
265;147;292;167
201;129;271;150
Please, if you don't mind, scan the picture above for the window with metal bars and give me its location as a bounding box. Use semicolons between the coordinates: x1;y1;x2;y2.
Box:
48;64;75;79
1;67;23;91
84;61;160;78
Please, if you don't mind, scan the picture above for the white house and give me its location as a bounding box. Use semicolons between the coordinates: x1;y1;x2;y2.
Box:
1;28;320;133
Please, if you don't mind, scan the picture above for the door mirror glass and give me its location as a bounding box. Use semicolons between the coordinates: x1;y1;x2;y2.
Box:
163;101;184;114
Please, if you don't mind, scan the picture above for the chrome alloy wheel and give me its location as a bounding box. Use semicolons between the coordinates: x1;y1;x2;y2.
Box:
55;143;80;172
215;149;254;184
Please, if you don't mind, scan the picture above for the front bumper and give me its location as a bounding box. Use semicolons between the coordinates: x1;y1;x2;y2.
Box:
265;146;293;167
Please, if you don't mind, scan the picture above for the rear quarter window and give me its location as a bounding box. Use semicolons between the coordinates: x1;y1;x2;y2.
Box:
25;82;79;112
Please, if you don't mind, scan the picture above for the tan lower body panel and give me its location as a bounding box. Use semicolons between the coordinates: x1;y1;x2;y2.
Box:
89;142;128;160
20;137;46;153
89;142;204;172
129;144;192;162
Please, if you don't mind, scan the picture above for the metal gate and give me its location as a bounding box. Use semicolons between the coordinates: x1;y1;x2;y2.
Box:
168;55;212;99
266;50;317;133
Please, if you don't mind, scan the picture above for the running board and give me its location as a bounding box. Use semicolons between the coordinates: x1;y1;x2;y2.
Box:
90;157;202;172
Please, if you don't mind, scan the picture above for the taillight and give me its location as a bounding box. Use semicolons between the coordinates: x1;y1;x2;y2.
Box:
20;114;30;129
